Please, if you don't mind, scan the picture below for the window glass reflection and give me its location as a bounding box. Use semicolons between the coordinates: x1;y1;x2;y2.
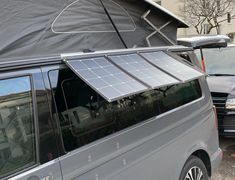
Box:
0;76;36;178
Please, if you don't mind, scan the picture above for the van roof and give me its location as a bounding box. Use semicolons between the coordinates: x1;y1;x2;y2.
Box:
0;46;193;71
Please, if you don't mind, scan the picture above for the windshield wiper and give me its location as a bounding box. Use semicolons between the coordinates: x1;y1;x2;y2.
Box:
208;73;235;77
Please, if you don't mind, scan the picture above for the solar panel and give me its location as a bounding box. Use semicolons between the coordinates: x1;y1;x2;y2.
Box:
65;57;148;102
140;51;204;82
108;54;180;89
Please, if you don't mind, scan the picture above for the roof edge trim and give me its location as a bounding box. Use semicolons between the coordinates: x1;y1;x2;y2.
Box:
144;0;189;28
61;46;192;60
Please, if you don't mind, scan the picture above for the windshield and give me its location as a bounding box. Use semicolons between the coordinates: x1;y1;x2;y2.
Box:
195;46;235;75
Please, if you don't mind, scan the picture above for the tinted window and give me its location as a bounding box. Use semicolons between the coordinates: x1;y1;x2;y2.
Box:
49;69;201;152
0;76;36;178
177;52;192;63
159;80;202;113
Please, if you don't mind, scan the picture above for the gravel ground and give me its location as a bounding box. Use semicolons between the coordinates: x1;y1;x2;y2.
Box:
211;137;235;180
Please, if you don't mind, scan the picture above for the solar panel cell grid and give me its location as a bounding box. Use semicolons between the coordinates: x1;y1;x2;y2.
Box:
140;51;203;82
108;54;180;88
66;57;148;102
66;50;204;102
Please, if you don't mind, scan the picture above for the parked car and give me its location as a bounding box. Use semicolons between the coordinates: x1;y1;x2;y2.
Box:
178;36;235;137
178;35;230;71
196;45;235;137
0;46;222;180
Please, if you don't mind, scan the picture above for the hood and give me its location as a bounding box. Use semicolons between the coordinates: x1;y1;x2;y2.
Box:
207;76;235;94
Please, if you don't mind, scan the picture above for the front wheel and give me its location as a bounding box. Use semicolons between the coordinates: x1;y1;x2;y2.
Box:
179;155;209;180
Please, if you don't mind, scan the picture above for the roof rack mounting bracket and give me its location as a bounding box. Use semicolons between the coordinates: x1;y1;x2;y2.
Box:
142;10;175;46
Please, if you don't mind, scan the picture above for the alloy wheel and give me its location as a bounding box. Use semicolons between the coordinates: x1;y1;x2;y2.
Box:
184;166;204;180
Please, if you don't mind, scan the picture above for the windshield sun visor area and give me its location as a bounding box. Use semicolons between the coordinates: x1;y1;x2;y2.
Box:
64;49;204;102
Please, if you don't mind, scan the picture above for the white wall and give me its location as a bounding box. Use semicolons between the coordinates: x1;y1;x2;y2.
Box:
154;0;235;41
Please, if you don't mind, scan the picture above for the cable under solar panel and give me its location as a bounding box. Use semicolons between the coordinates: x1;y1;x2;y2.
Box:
65;57;148;102
140;51;204;82
108;53;180;89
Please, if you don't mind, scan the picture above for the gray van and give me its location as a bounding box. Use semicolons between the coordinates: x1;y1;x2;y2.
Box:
0;0;221;179
0;46;222;180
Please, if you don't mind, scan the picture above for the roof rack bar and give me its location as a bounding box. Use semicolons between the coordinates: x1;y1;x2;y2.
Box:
61;46;192;60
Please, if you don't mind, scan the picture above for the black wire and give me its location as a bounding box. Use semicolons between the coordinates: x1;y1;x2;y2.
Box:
98;0;128;48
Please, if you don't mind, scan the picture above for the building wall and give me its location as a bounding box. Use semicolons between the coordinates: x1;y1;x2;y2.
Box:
159;0;189;37
154;0;235;41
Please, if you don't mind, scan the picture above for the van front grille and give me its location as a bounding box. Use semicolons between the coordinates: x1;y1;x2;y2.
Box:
211;92;228;123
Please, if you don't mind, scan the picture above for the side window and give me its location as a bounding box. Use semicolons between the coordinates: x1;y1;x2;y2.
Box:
177;52;192;63
49;69;202;152
0;76;36;179
170;51;196;67
49;69;161;152
61;78;116;151
159;80;202;113
114;90;161;130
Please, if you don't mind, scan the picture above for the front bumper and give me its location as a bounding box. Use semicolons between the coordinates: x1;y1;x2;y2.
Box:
218;113;235;137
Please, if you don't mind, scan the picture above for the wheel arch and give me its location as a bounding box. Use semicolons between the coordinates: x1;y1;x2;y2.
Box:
191;149;212;177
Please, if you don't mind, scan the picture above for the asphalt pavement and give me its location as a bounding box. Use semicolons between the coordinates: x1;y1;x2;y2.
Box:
211;137;235;180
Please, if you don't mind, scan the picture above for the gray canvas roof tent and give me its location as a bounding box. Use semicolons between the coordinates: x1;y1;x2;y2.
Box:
177;35;230;49
0;0;204;103
0;0;188;62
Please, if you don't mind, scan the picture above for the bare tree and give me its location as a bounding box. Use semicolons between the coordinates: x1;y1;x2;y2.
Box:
182;0;235;34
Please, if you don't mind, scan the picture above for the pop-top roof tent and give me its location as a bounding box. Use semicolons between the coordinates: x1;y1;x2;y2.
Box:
1;0;204;102
0;0;188;62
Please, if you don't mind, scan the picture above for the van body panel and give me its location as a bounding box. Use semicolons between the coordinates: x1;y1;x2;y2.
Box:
8;160;62;180
50;73;219;180
0;48;221;179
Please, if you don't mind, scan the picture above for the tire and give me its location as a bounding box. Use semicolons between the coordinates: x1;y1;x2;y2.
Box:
179;155;209;180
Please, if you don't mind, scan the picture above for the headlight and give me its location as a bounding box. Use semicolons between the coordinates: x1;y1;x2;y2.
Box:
225;98;235;110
